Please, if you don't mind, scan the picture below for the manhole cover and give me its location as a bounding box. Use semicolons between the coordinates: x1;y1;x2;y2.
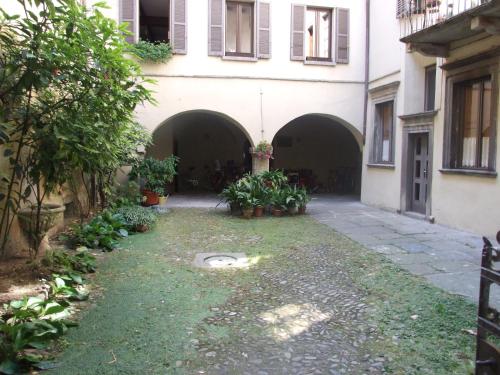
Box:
204;255;237;268
193;253;249;269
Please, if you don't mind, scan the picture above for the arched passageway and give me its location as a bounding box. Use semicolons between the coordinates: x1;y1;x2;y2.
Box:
148;111;252;193
271;115;362;195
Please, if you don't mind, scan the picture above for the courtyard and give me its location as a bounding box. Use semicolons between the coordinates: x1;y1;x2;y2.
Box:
50;201;478;375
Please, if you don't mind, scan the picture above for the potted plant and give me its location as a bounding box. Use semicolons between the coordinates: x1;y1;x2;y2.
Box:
115;206;158;232
219;183;241;215
238;192;254;219
129;155;179;206
285;186;299;215
270;189;286;217
297;187;311;214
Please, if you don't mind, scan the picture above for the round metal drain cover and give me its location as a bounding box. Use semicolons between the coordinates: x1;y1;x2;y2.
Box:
204;255;237;268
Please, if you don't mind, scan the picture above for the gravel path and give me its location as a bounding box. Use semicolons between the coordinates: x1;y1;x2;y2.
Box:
191;244;384;375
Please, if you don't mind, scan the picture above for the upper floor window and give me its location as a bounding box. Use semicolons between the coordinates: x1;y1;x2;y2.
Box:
291;5;349;65
226;1;254;57
305;8;332;61
139;0;170;43
450;76;494;170
424;64;436;111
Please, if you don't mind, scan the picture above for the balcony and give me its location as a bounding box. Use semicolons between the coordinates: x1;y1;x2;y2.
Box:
399;0;500;56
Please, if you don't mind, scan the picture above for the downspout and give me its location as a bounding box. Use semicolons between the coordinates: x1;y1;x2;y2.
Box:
362;0;370;145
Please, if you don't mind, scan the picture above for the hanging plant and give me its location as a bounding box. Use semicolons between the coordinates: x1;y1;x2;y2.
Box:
251;141;274;160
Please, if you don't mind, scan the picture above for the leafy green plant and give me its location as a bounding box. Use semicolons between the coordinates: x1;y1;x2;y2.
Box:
72;210;128;251
130;40;173;63
47;275;88;301
0;0;154;257
41;249;97;274
0;296;76;374
129;156;179;195
260;170;288;189
114;206;158;231
296;187;311;208
110;181;142;209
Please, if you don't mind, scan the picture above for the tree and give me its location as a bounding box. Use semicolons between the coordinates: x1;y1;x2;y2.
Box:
0;0;154;257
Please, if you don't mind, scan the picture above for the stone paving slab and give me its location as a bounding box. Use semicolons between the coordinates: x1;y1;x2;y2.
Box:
307;195;500;307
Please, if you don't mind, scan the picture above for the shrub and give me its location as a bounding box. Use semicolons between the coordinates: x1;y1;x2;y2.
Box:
114;206;158;231
72;210;128;251
42;249;96;274
129;156;179;195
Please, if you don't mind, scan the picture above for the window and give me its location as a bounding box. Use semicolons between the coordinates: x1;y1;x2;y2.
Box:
305;8;332;61
450;76;493;170
425;65;436;111
139;0;170;43
373;101;395;164
225;1;254;57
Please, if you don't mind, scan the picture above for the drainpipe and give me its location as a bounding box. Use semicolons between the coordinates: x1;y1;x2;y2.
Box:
362;0;371;145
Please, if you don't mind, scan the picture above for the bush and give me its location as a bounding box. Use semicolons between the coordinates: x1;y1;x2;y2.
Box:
114;206;158;231
72;210;128;251
110;181;142;208
42;250;96;274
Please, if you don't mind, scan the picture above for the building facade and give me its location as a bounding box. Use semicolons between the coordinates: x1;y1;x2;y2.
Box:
364;0;500;236
3;0;500;237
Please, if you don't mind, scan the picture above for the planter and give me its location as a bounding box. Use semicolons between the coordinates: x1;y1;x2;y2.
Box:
254;206;264;217
135;224;149;233
229;203;241;216
271;207;283;217
288;206;298;215
18;203;66;254
142;189;159;206
242;207;254;219
298;205;307;215
158;195;168;206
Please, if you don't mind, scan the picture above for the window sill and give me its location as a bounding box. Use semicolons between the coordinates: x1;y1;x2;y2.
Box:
222;55;258;62
304;59;336;67
439;168;497;178
367;163;395;169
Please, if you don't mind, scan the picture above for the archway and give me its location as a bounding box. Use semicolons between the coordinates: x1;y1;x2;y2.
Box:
271;114;362;195
148;110;253;193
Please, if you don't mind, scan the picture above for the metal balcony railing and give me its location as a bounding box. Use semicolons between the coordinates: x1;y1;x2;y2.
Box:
399;0;493;39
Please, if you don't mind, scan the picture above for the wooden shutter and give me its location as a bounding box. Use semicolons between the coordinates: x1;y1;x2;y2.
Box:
120;0;136;44
396;0;406;18
208;0;224;56
290;4;305;61
171;0;187;54
258;2;271;59
336;8;349;64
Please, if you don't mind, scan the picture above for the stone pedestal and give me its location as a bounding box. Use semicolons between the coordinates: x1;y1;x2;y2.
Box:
252;156;270;174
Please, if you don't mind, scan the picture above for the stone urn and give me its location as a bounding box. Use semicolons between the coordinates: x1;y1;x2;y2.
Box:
18;203;65;254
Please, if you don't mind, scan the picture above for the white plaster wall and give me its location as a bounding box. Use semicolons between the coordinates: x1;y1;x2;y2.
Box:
430;36;500;237
361;0;402;211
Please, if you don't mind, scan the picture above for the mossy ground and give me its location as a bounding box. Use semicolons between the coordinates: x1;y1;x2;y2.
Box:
51;209;477;374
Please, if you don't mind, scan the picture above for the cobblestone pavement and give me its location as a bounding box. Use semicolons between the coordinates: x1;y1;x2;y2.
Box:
191;243;385;375
168;194;498;306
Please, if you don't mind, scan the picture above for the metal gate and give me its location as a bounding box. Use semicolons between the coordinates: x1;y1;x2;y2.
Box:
475;231;500;375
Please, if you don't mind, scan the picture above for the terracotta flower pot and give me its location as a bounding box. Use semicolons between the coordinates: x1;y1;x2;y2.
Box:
242;207;254;219
142;189;159;206
298;205;307;215
254;206;264;217
135;224;149;232
272;207;283;217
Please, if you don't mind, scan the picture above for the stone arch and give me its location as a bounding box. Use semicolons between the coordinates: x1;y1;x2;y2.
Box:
271;113;363;195
148;109;254;193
